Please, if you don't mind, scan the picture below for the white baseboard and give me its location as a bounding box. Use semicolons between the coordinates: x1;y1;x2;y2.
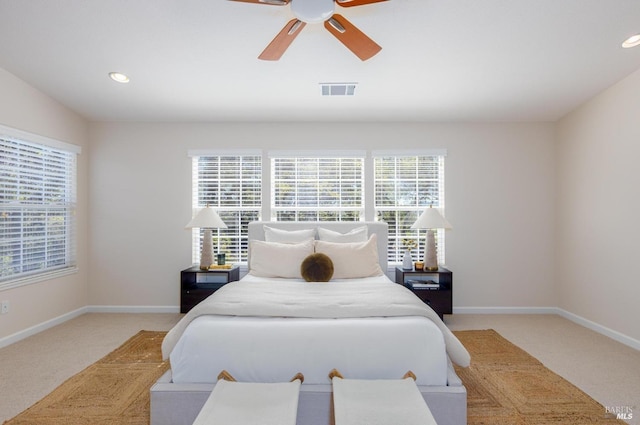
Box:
0;306;88;349
557;308;640;351
454;306;640;351
86;305;180;314
454;306;558;315
0;305;180;349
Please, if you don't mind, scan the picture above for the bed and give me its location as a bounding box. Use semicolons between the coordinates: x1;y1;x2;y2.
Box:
151;221;469;425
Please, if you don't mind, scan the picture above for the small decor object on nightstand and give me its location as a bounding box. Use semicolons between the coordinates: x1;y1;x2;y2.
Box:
411;206;452;271
209;264;233;270
406;279;439;289
402;239;417;270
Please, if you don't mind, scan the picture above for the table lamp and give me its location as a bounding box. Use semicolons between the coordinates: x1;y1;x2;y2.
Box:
186;205;227;270
410;206;452;271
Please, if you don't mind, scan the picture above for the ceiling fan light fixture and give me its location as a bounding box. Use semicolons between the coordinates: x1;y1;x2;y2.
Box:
291;0;334;24
622;34;640;48
109;72;130;83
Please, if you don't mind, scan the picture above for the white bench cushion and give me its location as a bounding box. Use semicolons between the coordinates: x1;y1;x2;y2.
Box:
332;377;438;425
192;379;301;425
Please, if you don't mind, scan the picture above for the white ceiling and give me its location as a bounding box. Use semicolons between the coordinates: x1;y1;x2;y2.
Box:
1;0;640;122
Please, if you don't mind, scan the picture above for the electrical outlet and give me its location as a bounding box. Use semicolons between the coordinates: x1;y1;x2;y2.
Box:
1;300;9;314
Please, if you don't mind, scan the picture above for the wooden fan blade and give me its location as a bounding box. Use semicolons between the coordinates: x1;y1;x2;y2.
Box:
228;0;289;5
324;14;381;61
336;0;387;7
259;19;306;60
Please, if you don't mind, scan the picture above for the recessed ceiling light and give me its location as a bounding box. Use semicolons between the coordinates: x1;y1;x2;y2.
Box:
622;34;640;48
109;72;130;83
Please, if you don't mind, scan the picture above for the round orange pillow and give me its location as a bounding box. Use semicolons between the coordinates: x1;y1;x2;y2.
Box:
300;253;334;282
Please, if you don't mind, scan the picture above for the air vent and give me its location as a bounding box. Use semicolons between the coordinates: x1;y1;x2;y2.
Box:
320;82;357;96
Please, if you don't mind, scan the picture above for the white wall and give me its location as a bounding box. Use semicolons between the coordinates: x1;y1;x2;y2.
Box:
557;68;640;342
88;122;556;310
0;68;89;341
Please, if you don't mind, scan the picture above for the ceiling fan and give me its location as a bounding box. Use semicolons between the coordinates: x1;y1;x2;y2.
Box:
231;0;387;61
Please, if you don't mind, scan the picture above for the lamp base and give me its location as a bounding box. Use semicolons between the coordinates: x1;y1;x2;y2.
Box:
425;229;439;271
199;228;214;270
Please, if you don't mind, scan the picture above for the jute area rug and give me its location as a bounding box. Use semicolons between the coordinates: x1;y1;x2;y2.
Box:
3;330;169;425
453;329;626;424
3;329;626;425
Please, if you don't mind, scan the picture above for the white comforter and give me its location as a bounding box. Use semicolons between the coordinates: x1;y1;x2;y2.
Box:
162;278;471;367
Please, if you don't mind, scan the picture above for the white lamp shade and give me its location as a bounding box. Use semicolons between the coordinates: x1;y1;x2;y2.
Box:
185;206;228;229
410;207;452;230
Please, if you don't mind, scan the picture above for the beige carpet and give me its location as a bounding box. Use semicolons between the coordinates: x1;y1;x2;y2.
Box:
3;329;627;425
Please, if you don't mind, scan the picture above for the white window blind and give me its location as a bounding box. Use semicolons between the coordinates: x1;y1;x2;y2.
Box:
1;135;78;288
271;156;364;221
374;154;446;264
191;153;262;263
190;149;446;266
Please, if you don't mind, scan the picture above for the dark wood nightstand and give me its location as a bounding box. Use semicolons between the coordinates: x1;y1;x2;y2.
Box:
395;266;452;320
180;265;240;313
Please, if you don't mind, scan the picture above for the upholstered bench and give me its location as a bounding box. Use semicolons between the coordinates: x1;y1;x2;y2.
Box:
330;369;438;425
191;371;304;425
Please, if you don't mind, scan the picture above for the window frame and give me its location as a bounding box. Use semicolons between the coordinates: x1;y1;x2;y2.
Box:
189;150;263;264
269;151;365;222
0;125;80;290
191;149;447;267
372;151;447;265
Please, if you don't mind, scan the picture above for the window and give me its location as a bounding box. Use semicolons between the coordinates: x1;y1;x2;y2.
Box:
373;152;446;264
190;151;262;263
0;129;80;289
271;152;364;221
191;149;446;267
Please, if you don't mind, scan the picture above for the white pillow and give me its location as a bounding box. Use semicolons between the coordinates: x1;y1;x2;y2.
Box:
317;226;368;243
264;226;316;243
314;234;383;279
249;239;314;278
